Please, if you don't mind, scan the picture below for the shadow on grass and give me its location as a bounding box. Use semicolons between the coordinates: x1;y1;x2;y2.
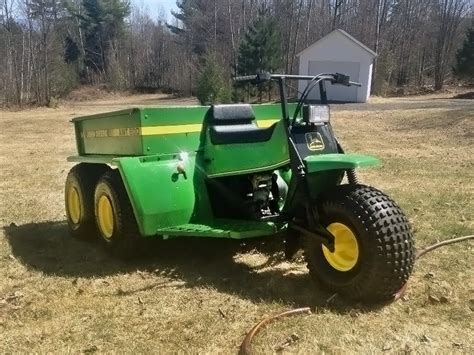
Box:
4;221;385;312
452;91;474;100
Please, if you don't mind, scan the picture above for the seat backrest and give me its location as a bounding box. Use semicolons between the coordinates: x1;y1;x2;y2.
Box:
211;104;256;125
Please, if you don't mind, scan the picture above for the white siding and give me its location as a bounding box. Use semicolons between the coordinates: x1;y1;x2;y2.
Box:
307;60;360;101
297;30;375;103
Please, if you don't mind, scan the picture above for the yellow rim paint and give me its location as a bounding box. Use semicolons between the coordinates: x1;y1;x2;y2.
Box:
67;186;81;224
322;222;359;272
97;195;114;239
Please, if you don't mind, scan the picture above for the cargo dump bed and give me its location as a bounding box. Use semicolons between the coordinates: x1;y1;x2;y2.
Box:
70;104;291;160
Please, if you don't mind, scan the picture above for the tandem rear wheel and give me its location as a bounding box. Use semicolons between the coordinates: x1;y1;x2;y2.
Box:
93;170;141;259
304;184;416;302
65;163;108;240
65;164;141;259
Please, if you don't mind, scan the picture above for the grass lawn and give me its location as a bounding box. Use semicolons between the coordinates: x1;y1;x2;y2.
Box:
0;91;473;353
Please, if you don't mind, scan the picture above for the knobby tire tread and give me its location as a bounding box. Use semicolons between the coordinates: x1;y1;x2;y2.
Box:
305;184;415;302
96;170;141;259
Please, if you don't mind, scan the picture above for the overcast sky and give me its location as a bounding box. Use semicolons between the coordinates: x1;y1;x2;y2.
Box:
132;0;178;20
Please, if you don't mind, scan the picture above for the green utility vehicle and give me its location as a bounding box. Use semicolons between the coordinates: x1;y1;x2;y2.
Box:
65;73;415;302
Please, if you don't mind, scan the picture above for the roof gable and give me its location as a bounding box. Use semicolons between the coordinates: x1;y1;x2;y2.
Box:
297;29;377;58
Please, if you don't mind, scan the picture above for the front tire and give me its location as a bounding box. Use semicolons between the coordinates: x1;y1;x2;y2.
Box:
94;170;141;259
304;184;415;302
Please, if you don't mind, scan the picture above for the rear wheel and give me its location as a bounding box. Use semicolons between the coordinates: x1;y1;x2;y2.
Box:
304;184;415;302
65;164;108;240
94;170;141;259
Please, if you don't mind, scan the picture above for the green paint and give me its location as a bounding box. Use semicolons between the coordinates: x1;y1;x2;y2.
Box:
203;121;290;178
157;219;281;239
114;155;197;235
69;103;380;239
73;109;143;156
72;104;294;158
304;154;380;173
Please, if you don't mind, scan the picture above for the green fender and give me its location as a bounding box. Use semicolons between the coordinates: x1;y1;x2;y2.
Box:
304;153;380;173
283;153;380;210
113;155;197;236
113;153;379;236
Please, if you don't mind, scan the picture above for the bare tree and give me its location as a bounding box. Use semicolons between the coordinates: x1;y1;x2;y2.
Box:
432;0;470;90
27;0;60;104
1;0;23;104
0;0;472;106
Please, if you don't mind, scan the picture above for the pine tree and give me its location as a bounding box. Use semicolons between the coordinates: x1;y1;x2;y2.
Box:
196;55;230;105
75;0;130;75
168;0;217;56
454;26;474;80
237;15;282;76
236;13;281;101
64;36;80;64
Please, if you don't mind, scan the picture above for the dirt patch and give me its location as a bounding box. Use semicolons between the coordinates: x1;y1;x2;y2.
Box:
0;92;473;353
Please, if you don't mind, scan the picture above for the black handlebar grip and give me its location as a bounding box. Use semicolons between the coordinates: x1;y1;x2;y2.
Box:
234;75;258;82
349;81;362;87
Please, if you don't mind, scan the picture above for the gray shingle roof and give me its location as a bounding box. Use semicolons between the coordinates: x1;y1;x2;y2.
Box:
297;29;377;57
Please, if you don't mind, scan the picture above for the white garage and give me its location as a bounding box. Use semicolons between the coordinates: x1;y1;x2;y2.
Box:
297;29;376;103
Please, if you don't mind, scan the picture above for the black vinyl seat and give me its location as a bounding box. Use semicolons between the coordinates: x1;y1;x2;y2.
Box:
209;104;275;145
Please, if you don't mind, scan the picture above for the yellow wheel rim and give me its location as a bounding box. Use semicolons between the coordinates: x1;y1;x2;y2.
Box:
322;222;359;272
97;195;114;239
67;186;81;224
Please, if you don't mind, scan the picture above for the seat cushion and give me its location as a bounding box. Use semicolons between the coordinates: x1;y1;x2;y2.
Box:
211;104;255;125
210;123;275;145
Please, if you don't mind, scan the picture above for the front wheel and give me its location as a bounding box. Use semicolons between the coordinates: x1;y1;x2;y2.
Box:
304;184;415;302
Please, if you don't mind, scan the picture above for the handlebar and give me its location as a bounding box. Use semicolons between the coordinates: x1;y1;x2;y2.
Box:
233;72;362;87
234;74;258;82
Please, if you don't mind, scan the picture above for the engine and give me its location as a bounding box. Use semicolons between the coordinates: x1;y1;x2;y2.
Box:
207;171;288;220
246;173;275;219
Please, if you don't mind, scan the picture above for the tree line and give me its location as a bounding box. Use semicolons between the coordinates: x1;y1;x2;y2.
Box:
0;0;472;106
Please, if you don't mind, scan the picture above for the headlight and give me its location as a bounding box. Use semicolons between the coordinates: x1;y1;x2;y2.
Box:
303;105;330;124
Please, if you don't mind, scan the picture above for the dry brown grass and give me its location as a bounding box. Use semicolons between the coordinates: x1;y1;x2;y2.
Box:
1;91;473;353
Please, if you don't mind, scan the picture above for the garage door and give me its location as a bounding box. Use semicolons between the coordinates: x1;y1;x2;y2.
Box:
307;61;360;102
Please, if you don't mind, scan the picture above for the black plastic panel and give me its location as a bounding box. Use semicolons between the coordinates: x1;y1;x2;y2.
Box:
211;104;256;125
210;123;275;145
291;123;339;159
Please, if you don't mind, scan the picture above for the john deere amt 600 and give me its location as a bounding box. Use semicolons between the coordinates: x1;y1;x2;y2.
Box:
65;73;415;302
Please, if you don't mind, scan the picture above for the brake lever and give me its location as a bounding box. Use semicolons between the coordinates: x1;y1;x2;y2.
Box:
251;72;272;85
332;73;351;86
